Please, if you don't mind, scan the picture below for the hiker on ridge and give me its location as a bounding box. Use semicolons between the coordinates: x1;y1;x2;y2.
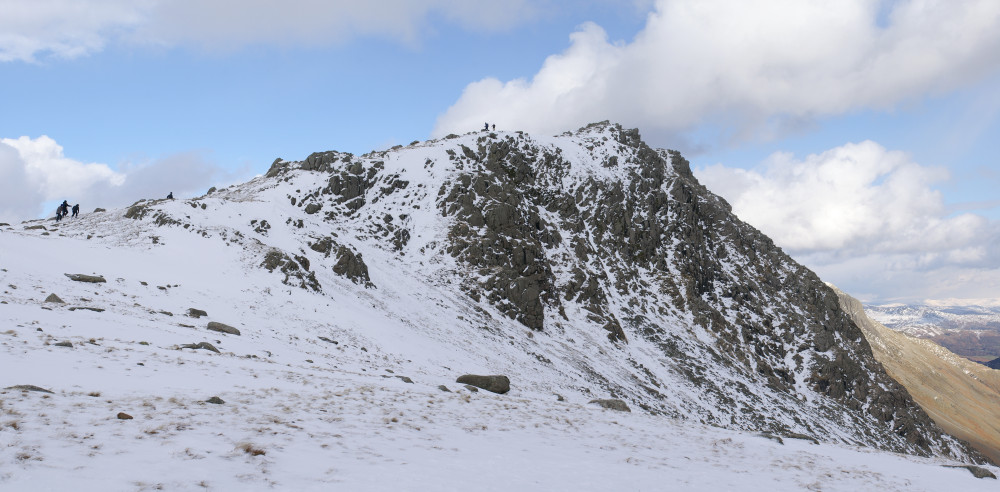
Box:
71;204;79;218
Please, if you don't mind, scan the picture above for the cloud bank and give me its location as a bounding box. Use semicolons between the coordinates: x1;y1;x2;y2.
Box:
0;136;234;222
696;141;1000;302
0;0;541;62
433;0;1000;139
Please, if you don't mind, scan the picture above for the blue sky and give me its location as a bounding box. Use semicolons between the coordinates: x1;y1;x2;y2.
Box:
2;0;999;304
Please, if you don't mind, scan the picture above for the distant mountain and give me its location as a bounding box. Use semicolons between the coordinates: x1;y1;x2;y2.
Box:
864;304;1000;360
0;122;988;487
836;286;1000;464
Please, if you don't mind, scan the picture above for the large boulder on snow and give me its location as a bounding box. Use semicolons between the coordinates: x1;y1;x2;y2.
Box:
456;374;510;394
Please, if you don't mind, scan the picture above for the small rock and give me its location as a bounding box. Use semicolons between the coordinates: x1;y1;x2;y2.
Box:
206;396;225;405
4;385;54;394
44;293;65;304
187;308;208;318
589;399;631;412
206;321;240;336
68;306;104;312
463;385;479;393
24;225;47;231
54;341;73;348
456;374;510;394
396;376;414;384
318;336;338;344
93;208;106;213
181;342;220;353
64;273;106;283
555;393;565;402
437;385;452;393
116;412;133;420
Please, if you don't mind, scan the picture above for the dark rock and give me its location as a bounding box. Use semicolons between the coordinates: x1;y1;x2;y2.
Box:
4;385;54;394
332;246;374;287
463;385;479;393
261;249;321;292
206;322;240;336
784;432;819;444
396;376;414;384
206;396;225;405
187;308;208;318
589;399;631;412
456;374;510;394
437;385;452;392
93;208;106;213
181;342;221;353
318;336;338;344
53;341;73;348
64;273;106;283
68;307;104;312
116;412;133;420
304;203;322;214
944;465;997;479
44;293;65;304
24;225;46;231
759;433;784;444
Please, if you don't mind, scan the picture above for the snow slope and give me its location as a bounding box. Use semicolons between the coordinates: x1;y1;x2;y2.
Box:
2;123;995;489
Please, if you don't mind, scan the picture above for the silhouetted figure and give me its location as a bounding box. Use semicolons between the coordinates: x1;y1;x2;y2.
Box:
492;124;495;131
72;204;79;218
484;122;489;131
167;192;174;199
56;200;69;222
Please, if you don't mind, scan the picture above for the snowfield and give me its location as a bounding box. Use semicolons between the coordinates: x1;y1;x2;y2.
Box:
1;214;996;491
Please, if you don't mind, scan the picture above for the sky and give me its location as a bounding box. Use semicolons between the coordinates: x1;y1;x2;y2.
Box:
1;0;999;304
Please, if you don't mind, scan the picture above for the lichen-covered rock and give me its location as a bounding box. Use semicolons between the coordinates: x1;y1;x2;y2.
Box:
182;342;220;353
456;374;510;394
44;293;65;304
187;308;208;318
206;322;240;336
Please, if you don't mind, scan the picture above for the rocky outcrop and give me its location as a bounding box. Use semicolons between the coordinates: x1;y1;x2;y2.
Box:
589;399;631;412
332;246;373;287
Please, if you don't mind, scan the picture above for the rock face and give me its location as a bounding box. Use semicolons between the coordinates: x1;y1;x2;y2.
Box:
100;121;983;463
456;375;510;394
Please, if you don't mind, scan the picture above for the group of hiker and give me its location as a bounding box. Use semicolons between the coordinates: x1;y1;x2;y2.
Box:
55;200;79;222
483;122;496;131
53;192;173;222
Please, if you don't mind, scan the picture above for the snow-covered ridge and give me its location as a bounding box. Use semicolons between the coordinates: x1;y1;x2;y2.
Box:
2;122;992;488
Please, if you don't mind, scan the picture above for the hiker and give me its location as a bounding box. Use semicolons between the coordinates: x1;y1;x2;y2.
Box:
484;122;489;131
71;204;79;218
492;124;495;131
58;201;69;221
167;192;174;199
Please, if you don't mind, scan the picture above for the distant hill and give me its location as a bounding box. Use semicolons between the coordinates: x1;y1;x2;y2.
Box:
864;303;1000;360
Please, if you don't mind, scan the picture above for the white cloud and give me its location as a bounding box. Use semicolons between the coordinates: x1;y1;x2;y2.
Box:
0;0;541;62
696;140;1000;302
433;0;1000;139
0;135;236;222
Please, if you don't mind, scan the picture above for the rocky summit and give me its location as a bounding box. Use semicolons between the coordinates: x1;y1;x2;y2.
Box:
3;122;986;472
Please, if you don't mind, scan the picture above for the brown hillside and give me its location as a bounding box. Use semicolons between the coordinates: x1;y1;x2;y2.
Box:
833;285;1000;464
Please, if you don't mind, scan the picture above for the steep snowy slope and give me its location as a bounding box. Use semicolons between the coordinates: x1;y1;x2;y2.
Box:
835;286;1000;464
1;122;992;489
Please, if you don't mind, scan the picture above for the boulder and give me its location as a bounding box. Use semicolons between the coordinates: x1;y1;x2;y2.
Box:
589;399;631;412
944;465;997;479
206;396;225;404
187;308;208;318
64;273;106;283
456;374;510;394
116;412;133;420
207;321;240;336
44;293;65;304
54;341;73;348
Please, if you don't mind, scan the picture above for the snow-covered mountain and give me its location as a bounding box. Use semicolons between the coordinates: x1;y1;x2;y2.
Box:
2;122;995;489
864;303;1000;361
